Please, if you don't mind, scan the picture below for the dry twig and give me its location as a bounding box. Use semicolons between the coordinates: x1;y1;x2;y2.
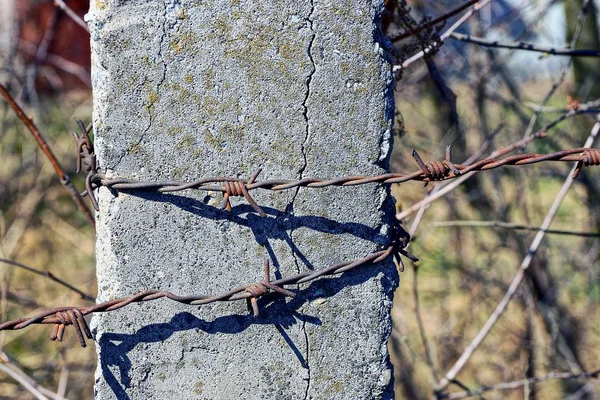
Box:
52;0;88;32
449;33;600;57
443;370;600;399
0;84;95;227
431;220;600;238
0;259;94;301
395;0;492;70
390;0;481;43
435;116;600;394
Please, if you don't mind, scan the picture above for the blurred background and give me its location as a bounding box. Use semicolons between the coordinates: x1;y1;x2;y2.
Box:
0;0;599;398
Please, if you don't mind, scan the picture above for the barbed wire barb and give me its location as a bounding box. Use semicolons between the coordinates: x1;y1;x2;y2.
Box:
80;146;600;215
0;226;418;347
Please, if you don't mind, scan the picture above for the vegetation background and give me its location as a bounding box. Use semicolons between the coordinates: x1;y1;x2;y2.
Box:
0;0;599;399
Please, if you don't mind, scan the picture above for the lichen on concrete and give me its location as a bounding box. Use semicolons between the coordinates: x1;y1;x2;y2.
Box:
88;0;397;398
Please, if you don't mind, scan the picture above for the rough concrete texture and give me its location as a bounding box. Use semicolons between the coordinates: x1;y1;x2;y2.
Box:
88;0;397;398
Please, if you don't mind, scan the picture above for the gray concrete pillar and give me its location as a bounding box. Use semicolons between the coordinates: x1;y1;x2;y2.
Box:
88;0;397;398
0;0;14;83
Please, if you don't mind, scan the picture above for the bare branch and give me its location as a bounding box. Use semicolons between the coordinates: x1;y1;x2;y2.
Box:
0;83;95;228
395;0;492;70
52;0;88;32
0;259;95;301
431;220;600;238
435;116;600;393
444;370;600;399
449;33;600;57
390;0;481;43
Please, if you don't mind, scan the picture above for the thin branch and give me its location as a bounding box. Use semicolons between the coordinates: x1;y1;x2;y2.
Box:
19;40;90;86
4;290;41;309
435;116;600;393
0;259;94;301
0;352;68;400
412;264;438;379
431;220;600;238
52;0;88;32
0;363;49;400
395;0;492;70
56;350;69;399
449;33;600;57
444;370;600;399
396;109;597;221
0;83;95;228
525;97;600;113
523;0;591;139
390;0;481;43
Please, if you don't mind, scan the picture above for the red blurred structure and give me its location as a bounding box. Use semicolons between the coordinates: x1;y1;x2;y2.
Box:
12;0;90;92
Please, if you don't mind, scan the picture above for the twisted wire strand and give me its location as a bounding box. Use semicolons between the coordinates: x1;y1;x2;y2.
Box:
86;148;600;214
0;236;415;347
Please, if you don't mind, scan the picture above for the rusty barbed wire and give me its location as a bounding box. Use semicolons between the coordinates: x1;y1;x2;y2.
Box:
72;119;98;210
79;139;600;214
0;224;417;347
0;86;96;227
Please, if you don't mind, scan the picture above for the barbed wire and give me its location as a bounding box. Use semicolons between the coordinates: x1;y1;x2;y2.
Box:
80;130;600;215
0;84;96;227
0;225;416;348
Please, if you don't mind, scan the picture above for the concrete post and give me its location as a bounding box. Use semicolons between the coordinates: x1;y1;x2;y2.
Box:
89;0;397;398
0;0;14;82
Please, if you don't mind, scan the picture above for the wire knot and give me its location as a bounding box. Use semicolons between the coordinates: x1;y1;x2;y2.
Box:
220;169;267;216
72;120;99;211
244;260;296;317
573;148;600;178
223;181;246;197
583;149;600;166
51;308;92;347
390;221;420;272
425;160;450;180
412;145;461;186
244;283;269;298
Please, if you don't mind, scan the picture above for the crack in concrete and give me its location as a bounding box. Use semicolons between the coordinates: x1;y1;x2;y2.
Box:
298;0;316;183
294;2;316;398
110;1;169;171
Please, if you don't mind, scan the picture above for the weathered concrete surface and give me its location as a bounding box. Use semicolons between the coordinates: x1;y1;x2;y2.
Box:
88;0;397;398
0;0;14;83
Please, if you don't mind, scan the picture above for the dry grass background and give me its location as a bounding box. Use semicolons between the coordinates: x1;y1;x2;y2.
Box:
390;81;600;399
0;93;96;398
1;0;600;399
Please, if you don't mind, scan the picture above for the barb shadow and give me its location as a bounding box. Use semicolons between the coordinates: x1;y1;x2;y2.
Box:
127;191;390;275
97;265;396;399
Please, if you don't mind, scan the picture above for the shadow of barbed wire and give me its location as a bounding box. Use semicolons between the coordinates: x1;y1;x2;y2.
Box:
126;191;393;277
96;264;395;399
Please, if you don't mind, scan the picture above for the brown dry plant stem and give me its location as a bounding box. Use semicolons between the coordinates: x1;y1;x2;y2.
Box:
390;0;481;43
0;83;95;228
443;370;600;400
395;0;492;70
431;220;600;238
0;259;94;301
449;33;600;57
435;116;600;394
